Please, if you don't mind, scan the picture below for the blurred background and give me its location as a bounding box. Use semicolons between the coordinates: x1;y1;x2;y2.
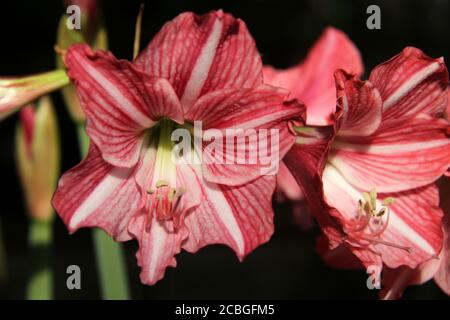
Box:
0;0;448;299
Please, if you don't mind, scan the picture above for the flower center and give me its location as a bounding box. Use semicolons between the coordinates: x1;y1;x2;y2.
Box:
146;119;186;226
344;189;412;253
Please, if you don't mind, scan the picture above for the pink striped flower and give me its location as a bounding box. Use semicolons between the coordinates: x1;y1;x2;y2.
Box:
284;47;450;272
53;11;304;285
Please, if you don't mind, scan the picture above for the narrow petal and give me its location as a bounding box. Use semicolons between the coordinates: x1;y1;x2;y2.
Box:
183;174;276;260
334;69;383;137
323;165;443;269
65;44;184;167
52;145;142;241
263;27;363;125
186;85;305;186
330;117;450;193
369;47;449;122
134;10;263;110
128;213;188;285
283;126;345;246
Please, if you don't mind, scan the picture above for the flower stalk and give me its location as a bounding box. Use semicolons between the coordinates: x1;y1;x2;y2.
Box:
0;70;69;120
26;219;53;300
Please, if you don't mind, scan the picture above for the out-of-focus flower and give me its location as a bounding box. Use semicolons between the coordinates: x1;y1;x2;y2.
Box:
284;47;450;273
0;70;69;121
57;0;107;122
265;28;363;222
16;97;60;221
264;27;363;126
53;11;305;285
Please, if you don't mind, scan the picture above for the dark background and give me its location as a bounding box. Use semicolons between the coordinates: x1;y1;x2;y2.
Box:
0;0;449;299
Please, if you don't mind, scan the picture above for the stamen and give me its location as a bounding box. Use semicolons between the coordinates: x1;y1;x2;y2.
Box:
156;180;169;188
358;235;413;254
345;189;412;254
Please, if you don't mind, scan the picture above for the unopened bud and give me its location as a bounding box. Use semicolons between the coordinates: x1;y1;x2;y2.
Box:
16;97;60;221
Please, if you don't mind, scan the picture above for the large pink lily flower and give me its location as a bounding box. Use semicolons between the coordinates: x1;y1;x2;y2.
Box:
284;47;450;272
53;11;304;285
264;28;363;214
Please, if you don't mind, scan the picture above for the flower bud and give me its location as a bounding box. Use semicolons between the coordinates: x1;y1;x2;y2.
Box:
0;70;69;121
16;97;60;222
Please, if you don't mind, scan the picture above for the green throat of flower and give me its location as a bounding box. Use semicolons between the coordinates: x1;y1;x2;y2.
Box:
146;119;186;226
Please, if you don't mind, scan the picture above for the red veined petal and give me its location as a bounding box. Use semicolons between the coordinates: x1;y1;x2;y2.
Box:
330;117;450;193
183;173;276;261
334;70;383;137
369;47;449;122
283;126;345;246
65;44;184;167
186;85;305;186
380;185;450;299
434;202;450;295
134;10;263;111
52;144;142;241
263;27;363;125
128;213;188;285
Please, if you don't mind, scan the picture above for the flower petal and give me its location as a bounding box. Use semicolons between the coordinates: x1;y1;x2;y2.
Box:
323;165;443;269
380;188;450;299
434;209;450;295
369;47;449;122
276;162;303;201
283;127;345;246
65;44;184;167
186;85;305;186
134;10;263;110
334;69;383;137
330;117;450;193
263;27;363;125
128;213;188;285
183;174;276;260
52;144;142;241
